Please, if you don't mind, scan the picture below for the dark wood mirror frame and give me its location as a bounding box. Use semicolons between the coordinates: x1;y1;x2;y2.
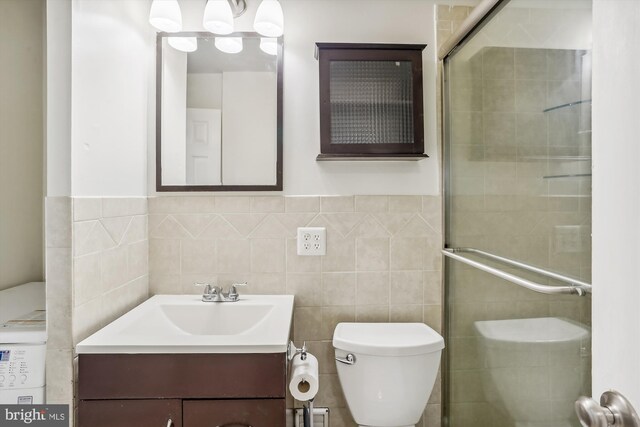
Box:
155;32;283;192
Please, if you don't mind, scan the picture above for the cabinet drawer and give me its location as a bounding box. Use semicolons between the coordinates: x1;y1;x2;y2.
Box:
183;399;285;427
78;353;286;399
78;399;182;427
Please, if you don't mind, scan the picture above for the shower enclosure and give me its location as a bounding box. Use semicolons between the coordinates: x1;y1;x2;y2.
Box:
442;1;593;426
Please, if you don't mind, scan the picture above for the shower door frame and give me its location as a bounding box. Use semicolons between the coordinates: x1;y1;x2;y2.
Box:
438;1;520;425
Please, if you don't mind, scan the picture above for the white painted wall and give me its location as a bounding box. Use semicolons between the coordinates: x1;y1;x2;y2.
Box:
187;73;222;109
592;0;640;407
0;0;44;291
222;71;277;185
46;0;72;197
71;0;154;196
150;0;440;196
162;42;188;185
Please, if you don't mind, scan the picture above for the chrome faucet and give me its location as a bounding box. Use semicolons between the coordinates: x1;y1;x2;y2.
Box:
198;282;247;302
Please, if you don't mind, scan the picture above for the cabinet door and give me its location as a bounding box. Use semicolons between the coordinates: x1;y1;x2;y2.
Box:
78;399;182;427
183;399;285;427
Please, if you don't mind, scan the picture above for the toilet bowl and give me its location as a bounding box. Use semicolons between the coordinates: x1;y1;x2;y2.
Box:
333;323;444;427
474;317;591;427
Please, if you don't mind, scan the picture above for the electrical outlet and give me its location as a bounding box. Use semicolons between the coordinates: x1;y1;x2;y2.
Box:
297;227;326;256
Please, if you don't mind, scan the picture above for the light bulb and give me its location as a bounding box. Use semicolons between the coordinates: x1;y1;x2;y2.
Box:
260;38;278;56
168;37;198;52
203;0;234;35
254;0;284;37
149;0;182;33
215;37;243;54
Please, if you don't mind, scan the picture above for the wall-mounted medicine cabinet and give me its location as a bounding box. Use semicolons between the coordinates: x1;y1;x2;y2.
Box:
315;43;428;161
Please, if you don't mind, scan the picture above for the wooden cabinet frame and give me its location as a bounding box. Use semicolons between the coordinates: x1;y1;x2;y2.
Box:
316;43;428;160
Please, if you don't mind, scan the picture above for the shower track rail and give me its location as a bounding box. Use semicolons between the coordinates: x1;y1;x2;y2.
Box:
443;247;592;296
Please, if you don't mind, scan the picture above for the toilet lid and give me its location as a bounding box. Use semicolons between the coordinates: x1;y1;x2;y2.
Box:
333;323;444;356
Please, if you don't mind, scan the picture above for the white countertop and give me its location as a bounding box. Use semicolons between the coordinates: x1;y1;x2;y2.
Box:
76;294;294;354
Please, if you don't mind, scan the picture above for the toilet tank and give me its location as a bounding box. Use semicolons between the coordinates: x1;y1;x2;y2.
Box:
333;323;444;427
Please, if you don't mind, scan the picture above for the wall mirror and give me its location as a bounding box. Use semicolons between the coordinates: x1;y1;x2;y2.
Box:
156;32;283;191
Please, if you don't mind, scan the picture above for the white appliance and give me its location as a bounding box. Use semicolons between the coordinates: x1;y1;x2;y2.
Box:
0;310;47;404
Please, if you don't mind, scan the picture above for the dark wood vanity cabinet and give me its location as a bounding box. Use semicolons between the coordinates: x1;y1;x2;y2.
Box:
78;399;182;427
77;353;287;427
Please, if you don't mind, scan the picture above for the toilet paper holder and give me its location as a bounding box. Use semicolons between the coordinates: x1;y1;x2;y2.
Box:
288;340;308;361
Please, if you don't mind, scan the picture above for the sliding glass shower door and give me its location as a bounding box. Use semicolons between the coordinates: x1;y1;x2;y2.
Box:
443;1;593;426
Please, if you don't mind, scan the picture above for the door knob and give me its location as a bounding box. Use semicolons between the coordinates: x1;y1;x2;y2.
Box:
576;390;640;427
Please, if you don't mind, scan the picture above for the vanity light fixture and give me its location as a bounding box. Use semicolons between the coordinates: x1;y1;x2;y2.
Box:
253;0;284;37
215;37;243;54
203;0;234;35
149;0;183;32
259;37;278;56
168;37;198;52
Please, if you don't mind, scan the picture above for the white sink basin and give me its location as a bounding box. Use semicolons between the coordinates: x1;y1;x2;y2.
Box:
76;295;294;354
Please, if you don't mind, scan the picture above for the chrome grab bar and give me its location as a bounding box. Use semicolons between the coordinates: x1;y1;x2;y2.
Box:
443;248;592;296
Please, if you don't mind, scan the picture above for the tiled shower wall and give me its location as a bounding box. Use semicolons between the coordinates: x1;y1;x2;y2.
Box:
148;195;443;427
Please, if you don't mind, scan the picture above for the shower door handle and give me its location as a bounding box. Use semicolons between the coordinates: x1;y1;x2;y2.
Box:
576;390;640;427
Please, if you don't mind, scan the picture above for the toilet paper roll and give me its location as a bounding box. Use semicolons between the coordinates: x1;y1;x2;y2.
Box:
289;353;319;401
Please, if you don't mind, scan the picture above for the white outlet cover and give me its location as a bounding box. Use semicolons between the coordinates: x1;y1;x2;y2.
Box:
297;227;326;256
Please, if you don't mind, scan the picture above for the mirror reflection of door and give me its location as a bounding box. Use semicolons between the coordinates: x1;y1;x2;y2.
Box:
186;108;222;185
159;36;279;189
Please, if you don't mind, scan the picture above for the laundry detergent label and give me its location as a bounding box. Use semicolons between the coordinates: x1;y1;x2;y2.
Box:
0;405;68;426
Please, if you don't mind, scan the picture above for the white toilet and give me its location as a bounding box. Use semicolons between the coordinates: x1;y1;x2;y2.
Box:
333;322;445;427
474;317;591;427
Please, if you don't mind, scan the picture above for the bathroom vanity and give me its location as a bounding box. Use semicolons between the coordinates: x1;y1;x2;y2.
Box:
76;295;294;427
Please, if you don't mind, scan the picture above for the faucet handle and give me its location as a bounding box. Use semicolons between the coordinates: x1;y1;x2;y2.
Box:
194;282;210;292
228;282;247;301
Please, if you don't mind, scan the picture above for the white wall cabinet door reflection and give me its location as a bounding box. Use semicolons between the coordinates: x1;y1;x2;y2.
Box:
186;108;221;185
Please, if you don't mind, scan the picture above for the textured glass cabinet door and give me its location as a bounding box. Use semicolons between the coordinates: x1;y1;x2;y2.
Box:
316;43;427;159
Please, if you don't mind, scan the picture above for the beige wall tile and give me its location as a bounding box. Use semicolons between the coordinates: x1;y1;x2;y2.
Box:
217;239;251;272
286;273;322;306
322;236;355;272
73;253;102;306
356;272;389;305
389;195;422;212
149;238;181;275
293;307;323;341
322;272;356;306
355;196;389;212
390;237;426;270
247;273;285;295
390;304;423;322
424;271;442;305
321;196;354;213
356;238;390;271
182;239;217;274
390;271;424;305
251;238;285;272
286;238;321;273
214;196;251;213
355;304;389;322
285;196;320;213
251;196;285;213
101;245;129;293
321;306;355;340
149;273;181;295
102;197;147;217
45;349;74;405
46;197;71;248
128;240;148;281
73;198;101;221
